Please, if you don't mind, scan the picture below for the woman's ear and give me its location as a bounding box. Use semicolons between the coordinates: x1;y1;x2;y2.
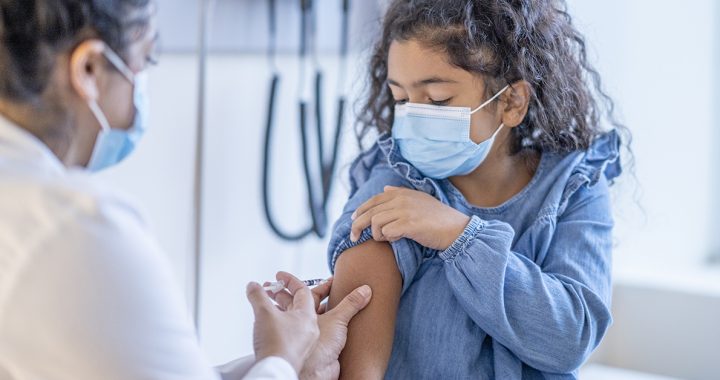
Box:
501;80;531;128
69;40;106;103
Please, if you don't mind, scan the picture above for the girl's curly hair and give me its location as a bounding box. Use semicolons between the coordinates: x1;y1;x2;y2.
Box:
358;0;630;160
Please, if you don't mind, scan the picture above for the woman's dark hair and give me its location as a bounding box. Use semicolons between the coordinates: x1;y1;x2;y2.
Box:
0;0;152;102
359;0;630;159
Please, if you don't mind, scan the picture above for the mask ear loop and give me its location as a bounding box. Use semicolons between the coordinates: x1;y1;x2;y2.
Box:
490;123;505;138
88;100;111;133
102;47;136;83
86;98;112;170
470;84;510;115
94;45;142;134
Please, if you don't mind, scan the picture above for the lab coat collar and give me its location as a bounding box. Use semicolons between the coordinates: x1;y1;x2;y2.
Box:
0;112;66;175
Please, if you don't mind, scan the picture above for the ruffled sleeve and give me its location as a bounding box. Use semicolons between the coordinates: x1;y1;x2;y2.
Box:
559;129;622;216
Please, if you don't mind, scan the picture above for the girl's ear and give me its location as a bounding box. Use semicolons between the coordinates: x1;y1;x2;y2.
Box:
501;80;531;128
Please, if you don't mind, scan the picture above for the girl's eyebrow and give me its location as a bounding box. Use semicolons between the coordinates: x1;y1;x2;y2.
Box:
388;77;459;88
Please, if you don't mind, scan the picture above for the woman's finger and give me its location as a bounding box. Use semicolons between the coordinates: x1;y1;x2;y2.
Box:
274;272;315;314
317;302;328;314
246;282;277;319
275;271;306;295
310;277;333;309
263;281;288;310
271;289;294;310
290;286;317;315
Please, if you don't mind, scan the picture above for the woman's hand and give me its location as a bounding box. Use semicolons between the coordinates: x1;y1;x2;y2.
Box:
350;186;471;251
246;277;319;374
266;272;373;380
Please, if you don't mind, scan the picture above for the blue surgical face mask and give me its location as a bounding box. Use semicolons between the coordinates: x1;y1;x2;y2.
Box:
391;85;509;179
86;46;149;172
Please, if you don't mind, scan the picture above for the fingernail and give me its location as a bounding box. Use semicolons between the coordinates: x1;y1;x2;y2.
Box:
351;211;357;220
358;285;372;297
350;232;357;242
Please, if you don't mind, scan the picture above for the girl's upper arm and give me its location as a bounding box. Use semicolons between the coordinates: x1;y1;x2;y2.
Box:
328;239;402;380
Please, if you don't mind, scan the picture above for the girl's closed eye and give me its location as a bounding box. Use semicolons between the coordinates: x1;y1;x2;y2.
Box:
394;98;452;106
430;97;452;106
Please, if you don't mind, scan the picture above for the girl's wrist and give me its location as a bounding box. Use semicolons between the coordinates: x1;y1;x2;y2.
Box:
441;213;472;250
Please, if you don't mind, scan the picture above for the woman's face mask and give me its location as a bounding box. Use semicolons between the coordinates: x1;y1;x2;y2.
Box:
392;85;509;179
86;46;149;172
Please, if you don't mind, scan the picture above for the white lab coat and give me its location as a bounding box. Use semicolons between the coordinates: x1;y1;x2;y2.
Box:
0;116;297;380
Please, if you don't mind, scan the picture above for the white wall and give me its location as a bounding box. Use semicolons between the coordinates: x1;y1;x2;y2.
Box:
96;0;720;371
566;0;718;271
592;276;720;380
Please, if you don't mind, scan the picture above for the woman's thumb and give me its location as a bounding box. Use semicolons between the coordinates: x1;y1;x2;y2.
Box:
328;285;372;324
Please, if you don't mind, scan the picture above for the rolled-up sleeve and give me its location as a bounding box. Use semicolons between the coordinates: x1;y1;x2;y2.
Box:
328;165;425;294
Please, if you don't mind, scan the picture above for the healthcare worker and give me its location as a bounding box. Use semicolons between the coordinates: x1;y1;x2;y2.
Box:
0;1;372;379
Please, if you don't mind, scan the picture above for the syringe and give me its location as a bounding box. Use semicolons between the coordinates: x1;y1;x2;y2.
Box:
263;278;328;293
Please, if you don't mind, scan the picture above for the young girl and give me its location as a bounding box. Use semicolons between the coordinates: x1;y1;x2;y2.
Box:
326;0;628;379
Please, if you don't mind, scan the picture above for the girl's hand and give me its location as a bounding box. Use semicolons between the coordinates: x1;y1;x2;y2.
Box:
350;186;471;251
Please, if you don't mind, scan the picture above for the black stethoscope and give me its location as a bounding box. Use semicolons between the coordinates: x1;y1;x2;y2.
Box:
262;0;351;241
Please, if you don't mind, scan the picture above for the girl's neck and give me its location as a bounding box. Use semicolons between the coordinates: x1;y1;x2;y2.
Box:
449;145;538;209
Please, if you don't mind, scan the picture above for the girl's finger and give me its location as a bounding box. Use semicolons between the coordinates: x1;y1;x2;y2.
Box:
350;202;395;241
383;185;404;192
370;211;400;242
370;217;386;241
381;219;408;242
351;191;393;220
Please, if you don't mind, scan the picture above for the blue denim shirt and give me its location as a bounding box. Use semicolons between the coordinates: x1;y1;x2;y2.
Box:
327;130;622;379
